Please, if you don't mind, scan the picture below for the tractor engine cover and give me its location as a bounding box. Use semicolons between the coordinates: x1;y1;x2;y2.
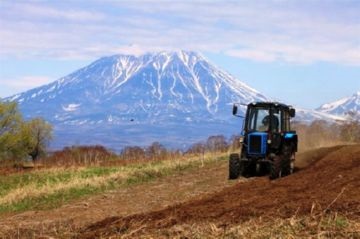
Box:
247;132;267;156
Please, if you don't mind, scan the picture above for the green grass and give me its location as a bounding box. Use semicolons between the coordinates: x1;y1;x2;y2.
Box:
0;167;120;197
0;155;227;214
0;185;104;213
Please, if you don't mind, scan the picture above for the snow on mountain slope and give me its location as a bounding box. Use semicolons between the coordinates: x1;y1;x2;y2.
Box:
294;108;346;123
9;51;266;126
317;91;360;118
5;51;269;149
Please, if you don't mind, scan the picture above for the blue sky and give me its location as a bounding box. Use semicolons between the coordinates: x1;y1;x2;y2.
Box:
0;0;359;109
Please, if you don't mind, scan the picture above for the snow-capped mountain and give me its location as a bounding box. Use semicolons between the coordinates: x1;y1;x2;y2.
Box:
5;51;348;149
6;51;268;149
9;51;266;124
294;108;346;123
317;91;360;118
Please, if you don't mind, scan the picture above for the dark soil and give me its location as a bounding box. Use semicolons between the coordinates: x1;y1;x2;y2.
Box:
79;145;360;238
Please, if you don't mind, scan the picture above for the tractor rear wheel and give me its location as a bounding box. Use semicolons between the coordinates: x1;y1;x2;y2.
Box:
282;158;293;176
270;155;282;180
281;146;293;176
229;153;240;180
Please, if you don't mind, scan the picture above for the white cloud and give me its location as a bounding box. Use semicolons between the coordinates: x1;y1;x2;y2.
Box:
0;1;359;65
7;2;105;22
225;49;276;62
0;76;53;96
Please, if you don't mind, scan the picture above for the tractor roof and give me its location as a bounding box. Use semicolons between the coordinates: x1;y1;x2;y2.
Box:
248;102;294;110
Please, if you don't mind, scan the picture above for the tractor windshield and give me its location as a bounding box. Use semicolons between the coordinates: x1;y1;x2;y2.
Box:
247;107;270;132
246;106;282;132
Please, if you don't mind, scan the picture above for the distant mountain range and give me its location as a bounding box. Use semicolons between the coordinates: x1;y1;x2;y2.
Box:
317;91;360;119
4;51;353;150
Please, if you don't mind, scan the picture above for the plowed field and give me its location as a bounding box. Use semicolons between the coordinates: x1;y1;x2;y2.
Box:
79;145;360;238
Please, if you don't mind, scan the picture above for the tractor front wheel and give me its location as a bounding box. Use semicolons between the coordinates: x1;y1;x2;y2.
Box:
229;153;240;180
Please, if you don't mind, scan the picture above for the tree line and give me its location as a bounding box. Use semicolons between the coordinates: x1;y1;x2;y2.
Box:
0;100;241;166
0;101;52;161
293;116;360;150
2;100;359;165
120;135;241;161
39;135;241;167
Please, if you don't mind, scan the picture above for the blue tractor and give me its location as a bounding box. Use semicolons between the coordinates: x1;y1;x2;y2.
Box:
229;102;298;180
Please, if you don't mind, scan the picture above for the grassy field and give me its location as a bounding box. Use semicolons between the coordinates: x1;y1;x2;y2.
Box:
0;153;227;214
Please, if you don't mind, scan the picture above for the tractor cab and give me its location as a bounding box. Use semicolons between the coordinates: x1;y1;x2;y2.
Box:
230;102;297;180
245;102;295;130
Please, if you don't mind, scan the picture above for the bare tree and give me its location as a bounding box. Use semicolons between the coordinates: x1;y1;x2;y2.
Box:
229;135;242;151
206;135;228;153
146;142;167;160
121;146;145;160
186;142;206;155
339;112;360;143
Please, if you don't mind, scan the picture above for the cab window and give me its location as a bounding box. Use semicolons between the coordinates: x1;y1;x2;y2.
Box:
272;111;281;132
247;108;269;132
283;110;290;131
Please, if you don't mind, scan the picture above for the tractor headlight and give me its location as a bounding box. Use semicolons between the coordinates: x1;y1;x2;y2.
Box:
267;139;272;144
239;137;244;143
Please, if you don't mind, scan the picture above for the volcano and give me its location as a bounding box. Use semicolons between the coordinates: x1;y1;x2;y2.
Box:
7;51;268;149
